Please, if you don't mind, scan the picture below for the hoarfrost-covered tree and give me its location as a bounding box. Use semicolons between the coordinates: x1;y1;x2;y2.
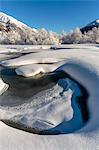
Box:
81;27;99;43
0;27;59;45
0;21;99;45
32;28;59;45
60;27;82;44
71;28;82;44
95;27;99;43
60;27;99;44
6;30;22;44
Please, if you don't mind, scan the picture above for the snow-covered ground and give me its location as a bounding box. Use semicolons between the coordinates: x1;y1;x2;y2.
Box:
0;44;99;150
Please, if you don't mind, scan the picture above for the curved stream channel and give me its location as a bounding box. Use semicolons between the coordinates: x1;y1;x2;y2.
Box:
0;66;89;135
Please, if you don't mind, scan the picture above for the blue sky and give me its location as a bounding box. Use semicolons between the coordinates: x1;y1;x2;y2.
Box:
0;0;99;32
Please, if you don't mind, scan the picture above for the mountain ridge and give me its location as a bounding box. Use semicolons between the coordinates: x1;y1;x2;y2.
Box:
81;19;99;33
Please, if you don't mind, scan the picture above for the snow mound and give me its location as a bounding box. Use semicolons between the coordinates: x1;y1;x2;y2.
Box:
0;78;9;96
59;60;99;132
15;62;64;77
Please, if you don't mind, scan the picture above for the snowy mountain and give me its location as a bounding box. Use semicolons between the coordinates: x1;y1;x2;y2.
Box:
0;12;38;44
0;12;59;45
0;12;37;33
80;19;99;33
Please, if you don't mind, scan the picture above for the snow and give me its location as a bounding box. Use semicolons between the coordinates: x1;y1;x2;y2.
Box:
0;44;99;150
0;78;9;96
96;19;99;23
0;119;96;150
15;62;64;77
0;45;51;54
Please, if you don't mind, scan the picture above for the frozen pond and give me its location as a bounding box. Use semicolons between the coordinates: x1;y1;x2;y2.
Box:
0;67;67;106
0;66;89;134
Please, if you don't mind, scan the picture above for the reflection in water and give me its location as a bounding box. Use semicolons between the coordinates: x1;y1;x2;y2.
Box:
0;67;89;135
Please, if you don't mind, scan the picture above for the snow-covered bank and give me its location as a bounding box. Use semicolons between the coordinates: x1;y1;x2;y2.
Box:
0;45;52;54
0;120;97;150
0;44;99;150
